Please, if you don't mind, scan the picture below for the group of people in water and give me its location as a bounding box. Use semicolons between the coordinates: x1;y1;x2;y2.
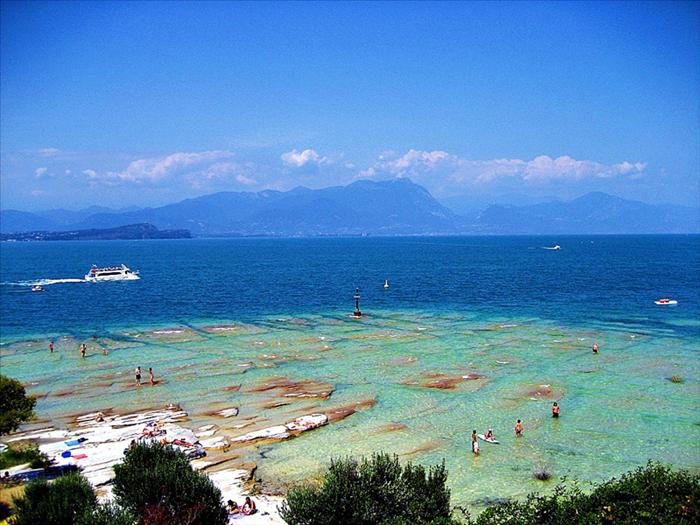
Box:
48;339;109;357
470;403;561;455
134;366;156;386
466;342;601;455
227;497;256;518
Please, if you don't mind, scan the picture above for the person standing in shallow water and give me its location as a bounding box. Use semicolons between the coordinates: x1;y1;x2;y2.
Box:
552;402;560;418
49;341;54;353
515;419;523;437
135;366;141;385
80;344;86;358
471;430;478;453
149;367;155;385
592;343;599;354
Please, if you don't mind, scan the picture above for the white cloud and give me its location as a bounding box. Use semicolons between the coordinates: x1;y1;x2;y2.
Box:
65;169;72;175
614;161;647;175
387;149;452;172
34;167;48;177
365;150;647;187
38;148;60;157
281;148;327;168
236;174;257;185
82;169;98;179
30;189;47;196
111;150;234;182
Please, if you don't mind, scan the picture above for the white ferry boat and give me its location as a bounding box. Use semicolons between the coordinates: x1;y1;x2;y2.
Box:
85;264;140;282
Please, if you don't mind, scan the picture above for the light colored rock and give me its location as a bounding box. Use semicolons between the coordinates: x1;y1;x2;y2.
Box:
199;436;230;449
286;414;327;432
217;407;239;418
7;428;68;442
231;425;291;442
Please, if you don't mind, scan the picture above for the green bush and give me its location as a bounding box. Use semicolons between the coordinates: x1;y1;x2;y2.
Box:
12;471;97;525
77;503;135;525
0;374;36;435
280;452;458;525
471;461;700;525
112;441;226;525
0;443;50;470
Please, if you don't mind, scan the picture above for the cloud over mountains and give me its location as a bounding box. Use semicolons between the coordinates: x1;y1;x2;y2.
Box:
10;145;650;209
362;149;646;186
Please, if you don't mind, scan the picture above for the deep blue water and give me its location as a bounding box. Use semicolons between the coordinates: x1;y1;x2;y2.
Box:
1;235;699;339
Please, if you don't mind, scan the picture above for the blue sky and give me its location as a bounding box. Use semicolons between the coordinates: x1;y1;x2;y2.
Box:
1;1;698;211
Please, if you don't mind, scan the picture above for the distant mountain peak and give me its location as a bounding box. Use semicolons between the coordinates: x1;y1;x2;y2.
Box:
2;185;697;236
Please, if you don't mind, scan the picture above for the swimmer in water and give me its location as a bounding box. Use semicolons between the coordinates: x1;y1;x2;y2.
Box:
515;419;523;437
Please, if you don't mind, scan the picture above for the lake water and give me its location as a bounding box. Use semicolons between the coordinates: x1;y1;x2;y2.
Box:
1;235;699;510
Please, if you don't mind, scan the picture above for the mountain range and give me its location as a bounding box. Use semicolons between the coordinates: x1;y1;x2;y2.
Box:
1;179;698;236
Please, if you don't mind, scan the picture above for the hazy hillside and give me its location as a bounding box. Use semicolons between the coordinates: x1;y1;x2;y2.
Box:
472;192;699;234
1;182;698;236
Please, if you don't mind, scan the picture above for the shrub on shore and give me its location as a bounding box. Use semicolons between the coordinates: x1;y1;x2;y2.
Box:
471;461;699;525
12;471;97;525
0;442;50;470
0;374;36;435
76;503;135;525
279;452;459;525
112;441;227;525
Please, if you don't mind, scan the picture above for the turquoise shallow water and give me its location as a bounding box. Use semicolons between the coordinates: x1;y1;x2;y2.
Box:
1;236;699;510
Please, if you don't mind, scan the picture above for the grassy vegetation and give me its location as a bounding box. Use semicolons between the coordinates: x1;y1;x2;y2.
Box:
0;443;50;470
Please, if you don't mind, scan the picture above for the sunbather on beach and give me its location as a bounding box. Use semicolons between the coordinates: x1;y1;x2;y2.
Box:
227;499;241;515
242;496;256;515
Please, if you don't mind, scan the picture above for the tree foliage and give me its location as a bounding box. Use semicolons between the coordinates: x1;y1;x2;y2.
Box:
13;472;97;525
112;441;227;525
280;452;457;525
76;503;136;525
0;374;36;435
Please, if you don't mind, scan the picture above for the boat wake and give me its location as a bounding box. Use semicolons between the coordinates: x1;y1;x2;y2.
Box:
3;278;86;287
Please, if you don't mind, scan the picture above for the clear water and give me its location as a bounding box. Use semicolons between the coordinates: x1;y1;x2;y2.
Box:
1;236;699;509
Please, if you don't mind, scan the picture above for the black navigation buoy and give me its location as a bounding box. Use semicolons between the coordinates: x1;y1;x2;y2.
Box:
353;288;362;317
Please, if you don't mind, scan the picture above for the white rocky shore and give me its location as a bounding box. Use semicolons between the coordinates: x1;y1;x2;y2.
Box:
5;406;292;524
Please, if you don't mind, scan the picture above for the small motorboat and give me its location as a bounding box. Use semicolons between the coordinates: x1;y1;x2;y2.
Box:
654;298;678;306
383;279;389;289
31;285;44;292
544;244;561;250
